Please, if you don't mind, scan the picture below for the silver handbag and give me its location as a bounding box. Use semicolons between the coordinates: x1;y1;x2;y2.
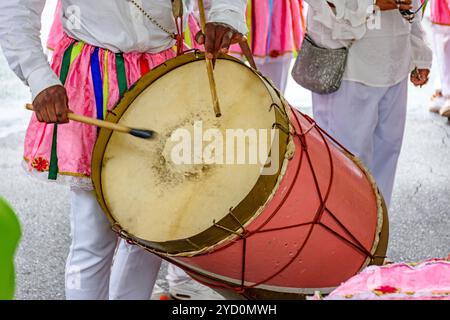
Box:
292;34;350;95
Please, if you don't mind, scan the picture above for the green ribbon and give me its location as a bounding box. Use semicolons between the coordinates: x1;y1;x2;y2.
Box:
60;42;74;85
0;197;21;300
115;53;128;99
48;42;75;180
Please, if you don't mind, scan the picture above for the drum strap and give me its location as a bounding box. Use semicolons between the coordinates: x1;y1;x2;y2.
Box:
48;41;75;180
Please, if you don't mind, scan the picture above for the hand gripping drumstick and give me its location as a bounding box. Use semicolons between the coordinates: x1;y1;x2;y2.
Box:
197;0;222;118
25;104;157;139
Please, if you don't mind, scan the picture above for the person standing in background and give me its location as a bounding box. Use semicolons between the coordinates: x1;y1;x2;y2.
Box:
428;0;450;119
305;0;432;208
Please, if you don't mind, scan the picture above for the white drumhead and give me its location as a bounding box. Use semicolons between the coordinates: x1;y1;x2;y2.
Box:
101;59;278;242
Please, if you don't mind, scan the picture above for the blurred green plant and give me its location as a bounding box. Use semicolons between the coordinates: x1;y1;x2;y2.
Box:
0;197;21;300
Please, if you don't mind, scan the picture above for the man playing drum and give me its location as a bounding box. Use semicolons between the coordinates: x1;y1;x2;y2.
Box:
0;0;247;300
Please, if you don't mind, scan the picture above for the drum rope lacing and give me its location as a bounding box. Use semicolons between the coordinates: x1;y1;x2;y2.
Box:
149;107;385;297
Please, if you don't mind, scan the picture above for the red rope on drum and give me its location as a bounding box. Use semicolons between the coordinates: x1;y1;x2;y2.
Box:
306;117;377;259
293;112;375;259
300;123;334;224
302;113;354;156
256;221;312;234
248;128;306;234
320;220;374;258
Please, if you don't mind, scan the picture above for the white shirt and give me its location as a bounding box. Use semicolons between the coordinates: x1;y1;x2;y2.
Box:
0;0;248;100
305;0;433;87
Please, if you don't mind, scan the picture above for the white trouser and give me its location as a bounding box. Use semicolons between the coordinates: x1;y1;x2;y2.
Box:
312;79;408;208
66;188;161;300
256;55;292;94
109;240;162;300
166;264;191;288
431;24;450;96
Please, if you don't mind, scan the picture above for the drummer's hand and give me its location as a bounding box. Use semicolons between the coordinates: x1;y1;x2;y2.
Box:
410;68;430;87
375;0;413;11
32;85;69;124
196;22;244;61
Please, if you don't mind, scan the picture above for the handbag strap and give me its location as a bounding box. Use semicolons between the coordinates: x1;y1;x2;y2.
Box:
304;31;354;50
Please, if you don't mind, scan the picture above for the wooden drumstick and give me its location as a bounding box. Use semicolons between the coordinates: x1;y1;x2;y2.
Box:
197;0;222;118
25;104;157;139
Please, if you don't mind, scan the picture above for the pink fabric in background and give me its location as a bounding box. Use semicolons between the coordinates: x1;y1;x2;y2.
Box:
187;14;203;50
325;258;450;300
431;0;450;25
218;1;305;58
240;0;304;57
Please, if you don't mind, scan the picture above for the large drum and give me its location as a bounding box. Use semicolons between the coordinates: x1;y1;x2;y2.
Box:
92;53;388;300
